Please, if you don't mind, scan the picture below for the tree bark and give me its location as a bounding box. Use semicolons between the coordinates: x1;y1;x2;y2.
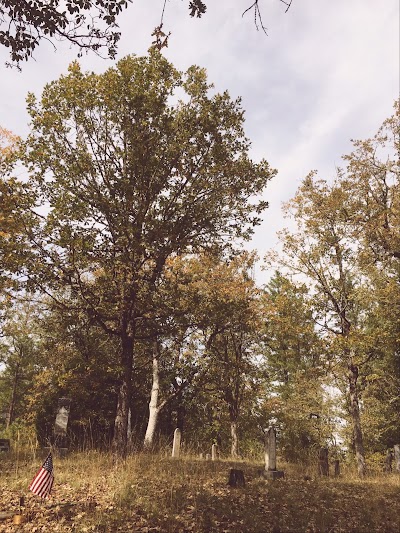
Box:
6;360;20;429
143;347;160;450
230;419;239;458
112;334;134;458
348;362;366;477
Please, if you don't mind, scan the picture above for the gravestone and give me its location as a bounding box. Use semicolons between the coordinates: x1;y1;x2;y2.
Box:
394;444;400;473
54;398;71;437
333;459;340;477
211;443;218;461
172;428;181;458
264;426;284;480
205;453;211;460
54;397;71;455
0;439;10;452
228;468;245;487
384;450;393;473
319;447;329;476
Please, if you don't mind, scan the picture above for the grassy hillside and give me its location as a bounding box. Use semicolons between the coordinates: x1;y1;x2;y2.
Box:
0;451;399;532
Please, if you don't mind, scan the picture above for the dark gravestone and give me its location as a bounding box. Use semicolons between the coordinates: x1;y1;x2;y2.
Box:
0;439;10;452
333;459;340;477
319;447;329;476
228;469;245;487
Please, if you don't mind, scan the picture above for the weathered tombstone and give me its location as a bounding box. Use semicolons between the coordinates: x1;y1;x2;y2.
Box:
0;439;10;452
319;447;329;476
264;426;284;480
205;453;211;460
384;450;393;473
199;452;204;460
333;459;340;477
54;397;71;436
228;468;245;487
211;443;218;461
54;397;71;456
172;428;181;458
394;444;400;473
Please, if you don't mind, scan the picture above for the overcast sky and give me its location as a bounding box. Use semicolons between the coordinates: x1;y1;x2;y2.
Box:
0;0;398;283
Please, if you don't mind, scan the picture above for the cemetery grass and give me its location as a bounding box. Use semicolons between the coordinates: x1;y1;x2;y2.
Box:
0;451;399;532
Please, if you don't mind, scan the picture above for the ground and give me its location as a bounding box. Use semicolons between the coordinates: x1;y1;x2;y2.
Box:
0;451;399;532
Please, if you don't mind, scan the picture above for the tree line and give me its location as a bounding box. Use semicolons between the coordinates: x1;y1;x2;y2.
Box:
0;52;398;476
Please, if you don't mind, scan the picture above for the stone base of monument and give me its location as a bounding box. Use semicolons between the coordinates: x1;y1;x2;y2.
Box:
263;469;285;480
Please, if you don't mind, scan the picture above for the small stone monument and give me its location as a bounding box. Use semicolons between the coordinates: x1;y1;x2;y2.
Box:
264;426;284;480
0;439;10;452
384;450;393;473
319;447;329;476
211;443;218;461
394;444;400;473
228;468;245;487
333;459;340;477
54;397;71;456
172;428;181;458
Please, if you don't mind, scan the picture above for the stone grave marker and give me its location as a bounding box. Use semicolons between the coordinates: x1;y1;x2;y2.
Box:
211;443;218;461
394;444;400;473
0;439;10;452
54;397;71;456
333;459;340;477
172;428;181;458
264;426;284;480
384;450;393;472
319;447;329;476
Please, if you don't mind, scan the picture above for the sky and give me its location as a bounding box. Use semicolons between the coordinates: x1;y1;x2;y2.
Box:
0;0;399;283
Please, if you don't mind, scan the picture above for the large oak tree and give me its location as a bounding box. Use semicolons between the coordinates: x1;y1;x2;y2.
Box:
5;51;274;455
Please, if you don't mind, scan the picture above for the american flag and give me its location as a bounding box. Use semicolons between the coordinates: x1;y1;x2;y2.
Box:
29;453;54;499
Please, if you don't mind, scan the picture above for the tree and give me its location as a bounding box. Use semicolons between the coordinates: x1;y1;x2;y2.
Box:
272;175;369;476
0;0;129;68
0;126;24;323
0;0;294;67
0;303;39;429
5;51;274;455
261;272;331;462
338;101;400;454
186;252;262;458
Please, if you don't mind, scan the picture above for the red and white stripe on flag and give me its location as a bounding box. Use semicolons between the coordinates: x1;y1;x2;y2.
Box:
29;453;54;499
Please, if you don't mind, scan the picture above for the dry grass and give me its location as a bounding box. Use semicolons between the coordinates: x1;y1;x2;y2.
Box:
0;450;399;532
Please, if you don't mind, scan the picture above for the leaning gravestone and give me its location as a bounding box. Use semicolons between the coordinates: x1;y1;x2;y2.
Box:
264;426;284;480
172;428;181;458
394;444;400;473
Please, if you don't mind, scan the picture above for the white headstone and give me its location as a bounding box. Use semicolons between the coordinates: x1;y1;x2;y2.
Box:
172;428;181;458
265;426;277;471
394;444;400;473
211;443;218;461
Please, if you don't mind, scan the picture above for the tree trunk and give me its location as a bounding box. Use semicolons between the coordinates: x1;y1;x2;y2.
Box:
112;335;134;457
230;419;239;458
143;348;160;450
348;363;366;477
6;360;20;429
